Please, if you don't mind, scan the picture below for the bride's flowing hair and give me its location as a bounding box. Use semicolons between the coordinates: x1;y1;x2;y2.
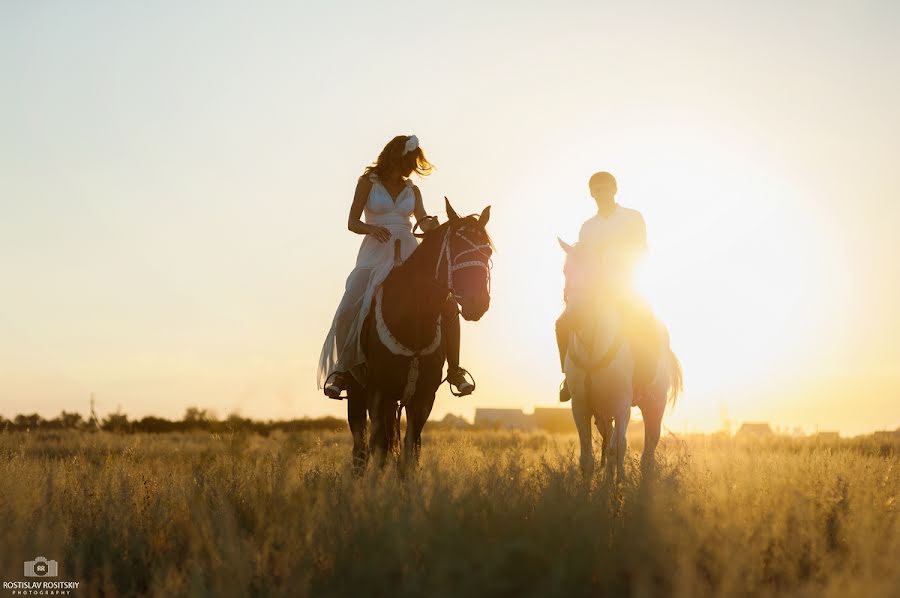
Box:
363;135;434;179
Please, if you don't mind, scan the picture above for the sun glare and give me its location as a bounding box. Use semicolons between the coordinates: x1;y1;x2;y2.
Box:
627;136;844;426
474;126;847;432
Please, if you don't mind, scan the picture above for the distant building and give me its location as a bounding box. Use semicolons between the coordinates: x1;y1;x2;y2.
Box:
474;408;535;430
736;422;773;437
813;431;840;441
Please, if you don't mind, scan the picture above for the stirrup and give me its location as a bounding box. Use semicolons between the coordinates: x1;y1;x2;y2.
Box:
559;379;571;403
445;367;475;397
323;371;349;401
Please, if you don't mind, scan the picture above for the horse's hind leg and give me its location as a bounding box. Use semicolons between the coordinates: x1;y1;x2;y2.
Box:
640;396;665;474
367;389;392;468
347;382;368;476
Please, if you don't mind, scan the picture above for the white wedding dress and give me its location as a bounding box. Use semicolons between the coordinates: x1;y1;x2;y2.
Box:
317;173;419;388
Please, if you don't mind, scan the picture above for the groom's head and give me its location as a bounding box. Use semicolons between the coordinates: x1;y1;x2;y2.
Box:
589;171;617;204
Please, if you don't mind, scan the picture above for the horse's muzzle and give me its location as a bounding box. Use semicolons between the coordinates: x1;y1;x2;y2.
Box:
460;297;490;322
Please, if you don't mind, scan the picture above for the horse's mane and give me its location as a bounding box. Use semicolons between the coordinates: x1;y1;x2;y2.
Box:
443;213;494;250
390;214;493;281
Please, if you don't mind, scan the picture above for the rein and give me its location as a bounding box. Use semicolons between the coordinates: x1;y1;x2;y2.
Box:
374;287;442;406
570;315;624;372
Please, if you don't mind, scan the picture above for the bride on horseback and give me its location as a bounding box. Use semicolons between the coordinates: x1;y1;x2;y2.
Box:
318;135;475;399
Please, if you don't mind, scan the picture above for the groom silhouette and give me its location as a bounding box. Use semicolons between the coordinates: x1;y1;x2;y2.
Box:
556;171;660;402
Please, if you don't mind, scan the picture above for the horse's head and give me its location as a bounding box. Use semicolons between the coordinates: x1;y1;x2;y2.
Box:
558;238;608;313
441;198;493;321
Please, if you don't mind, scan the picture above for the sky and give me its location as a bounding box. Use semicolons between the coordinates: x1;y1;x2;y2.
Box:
2;1;898;435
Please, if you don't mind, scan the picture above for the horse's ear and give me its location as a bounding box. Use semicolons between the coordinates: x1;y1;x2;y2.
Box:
558;237;574;254
478;205;491;227
445;197;460;221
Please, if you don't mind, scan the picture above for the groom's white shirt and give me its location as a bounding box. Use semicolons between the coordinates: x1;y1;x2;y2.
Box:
577;204;647;285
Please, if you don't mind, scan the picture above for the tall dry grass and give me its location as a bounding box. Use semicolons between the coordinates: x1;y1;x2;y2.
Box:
0;430;896;597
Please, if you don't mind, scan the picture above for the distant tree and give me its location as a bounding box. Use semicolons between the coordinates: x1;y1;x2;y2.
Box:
183;407;204;422
225;413;253;431
1;409;348;435
102;411;131;433
183;407;217;426
14;414;43;430
134;416;180;433
59;411;84;429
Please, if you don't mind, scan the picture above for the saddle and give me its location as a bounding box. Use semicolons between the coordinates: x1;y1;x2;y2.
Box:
579;299;662;394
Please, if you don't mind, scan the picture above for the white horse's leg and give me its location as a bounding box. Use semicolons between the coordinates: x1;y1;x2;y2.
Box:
641;352;674;472
570;372;594;478
596;416;611;470
603;417;617;482
640;396;664;472
613;406;631;482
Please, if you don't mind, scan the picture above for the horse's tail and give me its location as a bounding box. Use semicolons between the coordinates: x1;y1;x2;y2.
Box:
666;347;684;406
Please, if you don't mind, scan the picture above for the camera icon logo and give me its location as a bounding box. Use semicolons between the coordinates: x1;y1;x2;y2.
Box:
24;556;58;577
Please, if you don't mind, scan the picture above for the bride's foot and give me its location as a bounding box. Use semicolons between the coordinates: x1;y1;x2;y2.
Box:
324;372;348;400
447;367;475;396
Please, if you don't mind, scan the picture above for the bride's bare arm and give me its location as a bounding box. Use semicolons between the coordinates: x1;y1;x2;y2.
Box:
348;176;390;242
413;186;438;232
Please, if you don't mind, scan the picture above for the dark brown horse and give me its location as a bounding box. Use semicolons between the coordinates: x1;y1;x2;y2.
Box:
346;199;493;471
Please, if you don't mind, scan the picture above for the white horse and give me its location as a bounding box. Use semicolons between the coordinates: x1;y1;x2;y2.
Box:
559;239;683;480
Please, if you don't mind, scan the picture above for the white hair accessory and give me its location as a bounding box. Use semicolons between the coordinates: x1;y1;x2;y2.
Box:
402;135;419;156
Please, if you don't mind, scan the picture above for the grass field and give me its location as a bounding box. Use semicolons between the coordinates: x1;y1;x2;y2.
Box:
0;429;896;597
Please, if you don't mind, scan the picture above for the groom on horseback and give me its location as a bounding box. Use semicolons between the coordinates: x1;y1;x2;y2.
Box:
557;171;660;403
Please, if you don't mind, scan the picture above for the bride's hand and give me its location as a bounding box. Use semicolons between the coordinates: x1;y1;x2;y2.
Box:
367;225;392;243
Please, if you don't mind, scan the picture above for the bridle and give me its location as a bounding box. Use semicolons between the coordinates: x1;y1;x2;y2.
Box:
432;224;493;302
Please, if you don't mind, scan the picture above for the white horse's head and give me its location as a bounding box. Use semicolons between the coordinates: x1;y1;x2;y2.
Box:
560;238;634;306
559;238;612;311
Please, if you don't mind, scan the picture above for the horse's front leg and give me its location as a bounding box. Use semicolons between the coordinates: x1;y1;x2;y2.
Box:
611;406;631;483
569;372;594;478
346;380;368;476
367;388;392;468
401;392;436;471
595;416;611;470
